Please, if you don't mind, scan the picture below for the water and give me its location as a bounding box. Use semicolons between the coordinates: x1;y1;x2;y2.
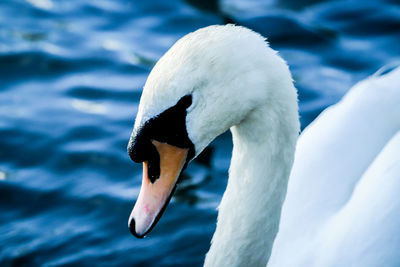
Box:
0;0;399;266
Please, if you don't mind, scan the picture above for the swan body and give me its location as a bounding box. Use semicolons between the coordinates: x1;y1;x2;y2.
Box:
127;24;400;267
269;67;400;267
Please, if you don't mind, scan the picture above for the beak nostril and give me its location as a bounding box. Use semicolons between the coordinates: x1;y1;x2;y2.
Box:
128;137;161;183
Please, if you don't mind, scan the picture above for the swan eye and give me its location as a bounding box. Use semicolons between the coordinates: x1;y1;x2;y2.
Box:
176;94;192;109
128;94;195;182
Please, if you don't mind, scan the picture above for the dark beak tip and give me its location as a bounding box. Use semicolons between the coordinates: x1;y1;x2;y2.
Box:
129;218;146;239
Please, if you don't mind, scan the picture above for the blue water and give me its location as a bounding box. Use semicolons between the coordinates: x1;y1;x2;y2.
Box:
1;0;399;266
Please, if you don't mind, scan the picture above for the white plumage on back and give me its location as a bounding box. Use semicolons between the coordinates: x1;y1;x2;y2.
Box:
269;67;400;267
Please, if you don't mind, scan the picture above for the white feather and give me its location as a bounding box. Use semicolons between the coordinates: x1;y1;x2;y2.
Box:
269;66;400;267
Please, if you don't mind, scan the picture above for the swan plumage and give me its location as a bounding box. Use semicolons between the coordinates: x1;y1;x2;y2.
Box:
269;66;400;267
127;24;400;267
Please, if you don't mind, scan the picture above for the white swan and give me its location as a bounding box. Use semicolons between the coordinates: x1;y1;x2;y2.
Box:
126;24;400;267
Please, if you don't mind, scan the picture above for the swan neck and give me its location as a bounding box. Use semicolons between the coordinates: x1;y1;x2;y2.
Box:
204;100;299;267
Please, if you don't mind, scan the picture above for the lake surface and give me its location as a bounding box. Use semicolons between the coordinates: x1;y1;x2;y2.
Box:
1;0;399;266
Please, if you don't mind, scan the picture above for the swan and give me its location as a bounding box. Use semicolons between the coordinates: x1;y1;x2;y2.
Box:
127;24;299;266
126;24;400;267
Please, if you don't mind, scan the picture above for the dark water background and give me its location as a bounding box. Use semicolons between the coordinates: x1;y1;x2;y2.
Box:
1;0;399;266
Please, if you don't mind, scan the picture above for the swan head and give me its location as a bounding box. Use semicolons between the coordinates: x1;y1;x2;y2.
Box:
127;24;290;238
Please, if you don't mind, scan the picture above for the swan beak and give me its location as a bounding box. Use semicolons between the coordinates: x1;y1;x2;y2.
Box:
128;140;188;238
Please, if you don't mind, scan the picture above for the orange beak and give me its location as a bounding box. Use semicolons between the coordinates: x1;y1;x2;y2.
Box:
128;140;188;238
